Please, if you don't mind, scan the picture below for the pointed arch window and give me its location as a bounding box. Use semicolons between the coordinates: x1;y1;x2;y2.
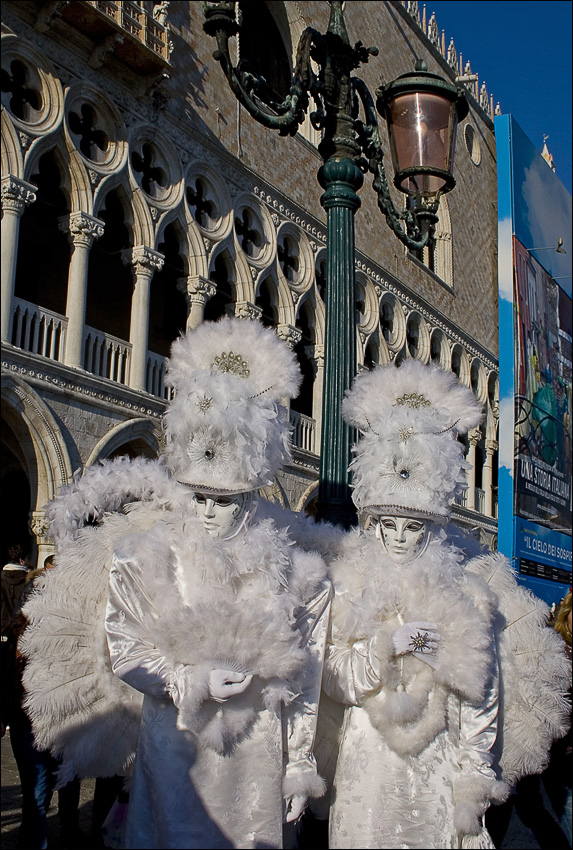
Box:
255;276;278;328
148;224;188;357
86;190;133;342
292;301;316;418
205;253;235;322
15;151;70;316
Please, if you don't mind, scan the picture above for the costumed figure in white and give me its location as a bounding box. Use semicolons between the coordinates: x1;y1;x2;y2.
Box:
20;317;331;850
318;360;570;850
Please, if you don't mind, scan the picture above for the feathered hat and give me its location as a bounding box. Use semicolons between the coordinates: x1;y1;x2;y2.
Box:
162;316;301;494
342;360;483;521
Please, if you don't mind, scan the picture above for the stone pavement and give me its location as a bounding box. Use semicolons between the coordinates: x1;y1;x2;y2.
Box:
1;731;546;850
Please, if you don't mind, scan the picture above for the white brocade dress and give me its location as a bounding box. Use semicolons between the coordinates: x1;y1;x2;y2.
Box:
322;531;501;850
105;513;331;850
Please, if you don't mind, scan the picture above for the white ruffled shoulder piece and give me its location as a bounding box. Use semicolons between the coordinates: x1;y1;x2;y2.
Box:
257;498;349;566
20;457;185;786
466;552;570;789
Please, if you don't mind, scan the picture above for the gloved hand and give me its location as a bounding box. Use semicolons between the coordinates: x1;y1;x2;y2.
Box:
392;621;440;668
284;794;307;823
208;669;253;702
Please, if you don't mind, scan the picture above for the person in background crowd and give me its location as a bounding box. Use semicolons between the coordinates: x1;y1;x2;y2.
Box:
2;545;31;636
485;589;572;850
2;565;86;850
542;591;572;846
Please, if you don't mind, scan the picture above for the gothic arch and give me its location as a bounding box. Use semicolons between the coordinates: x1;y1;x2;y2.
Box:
85;418;161;465
232;246;255;304
295;480;319;514
433;194;453;287
93;176;135;238
185;215;209;278
1;372;73;510
155;208;193;276
257;271;294;326
1;111;24;178
22;135;74;211
130;186;156;248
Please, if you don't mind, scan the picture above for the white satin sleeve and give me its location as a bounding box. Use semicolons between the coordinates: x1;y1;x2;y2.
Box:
322;635;382;706
105;552;176;700
454;633;503;847
283;580;333;801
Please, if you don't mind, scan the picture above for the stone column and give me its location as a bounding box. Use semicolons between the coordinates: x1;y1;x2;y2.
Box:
276;324;302;419
126;246;164;391
63;212;104;369
29;510;54;570
466;428;481;511
1;175;37;342
185;275;217;330
483;439;498;516
310;343;325;455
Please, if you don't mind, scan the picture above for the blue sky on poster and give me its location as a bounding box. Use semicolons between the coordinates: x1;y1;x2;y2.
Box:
425;1;572;193
495;114;572;488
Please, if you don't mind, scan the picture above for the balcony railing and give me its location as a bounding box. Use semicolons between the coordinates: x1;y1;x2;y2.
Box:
83;326;131;384
146;351;173;400
290;409;316;454
85;1;170;61
11;298;67;362
454;486;496;518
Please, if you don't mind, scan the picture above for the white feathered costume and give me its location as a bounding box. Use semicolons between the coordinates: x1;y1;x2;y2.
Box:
21;318;332;850
311;362;570;850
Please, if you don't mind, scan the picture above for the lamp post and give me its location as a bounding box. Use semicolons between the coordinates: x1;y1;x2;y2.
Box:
202;0;468;526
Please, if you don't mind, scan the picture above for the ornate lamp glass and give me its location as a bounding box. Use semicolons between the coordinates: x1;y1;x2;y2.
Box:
378;61;469;207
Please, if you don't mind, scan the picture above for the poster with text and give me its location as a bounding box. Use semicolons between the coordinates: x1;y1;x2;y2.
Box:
514;238;572;533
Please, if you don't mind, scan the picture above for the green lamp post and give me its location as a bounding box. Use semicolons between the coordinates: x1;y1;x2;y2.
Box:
202;0;468;526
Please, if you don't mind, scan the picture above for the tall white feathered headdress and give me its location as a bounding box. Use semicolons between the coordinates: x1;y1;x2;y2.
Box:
342;360;483;520
162;316;301;494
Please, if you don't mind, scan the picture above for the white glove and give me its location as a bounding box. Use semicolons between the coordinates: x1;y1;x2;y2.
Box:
392;621;440;668
284;794;307;823
208;669;253;702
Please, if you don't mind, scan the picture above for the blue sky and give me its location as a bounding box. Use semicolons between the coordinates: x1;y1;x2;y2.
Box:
425;1;572;193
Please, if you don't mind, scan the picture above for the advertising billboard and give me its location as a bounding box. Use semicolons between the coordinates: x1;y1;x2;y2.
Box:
496;115;572;607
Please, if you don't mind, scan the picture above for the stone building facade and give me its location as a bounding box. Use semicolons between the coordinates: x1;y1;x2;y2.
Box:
1;0;500;567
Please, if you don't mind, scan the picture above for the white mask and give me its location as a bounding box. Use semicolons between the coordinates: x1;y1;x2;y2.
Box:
192;491;254;540
377;515;430;564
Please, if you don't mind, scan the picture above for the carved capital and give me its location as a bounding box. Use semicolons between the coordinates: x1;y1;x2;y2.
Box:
124;245;165;277
468;428;482;447
235;301;262;321
304;343;324;368
29;511;51;544
277;324;302;350
485;439;499;455
185;275;217;303
65;211;105;247
1;176;37;215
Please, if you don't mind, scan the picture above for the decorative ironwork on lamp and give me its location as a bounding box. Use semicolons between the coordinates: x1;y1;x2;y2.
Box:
201;1;467;249
201;0;468;525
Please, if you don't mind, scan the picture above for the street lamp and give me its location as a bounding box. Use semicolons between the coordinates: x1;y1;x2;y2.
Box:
202;0;468;526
